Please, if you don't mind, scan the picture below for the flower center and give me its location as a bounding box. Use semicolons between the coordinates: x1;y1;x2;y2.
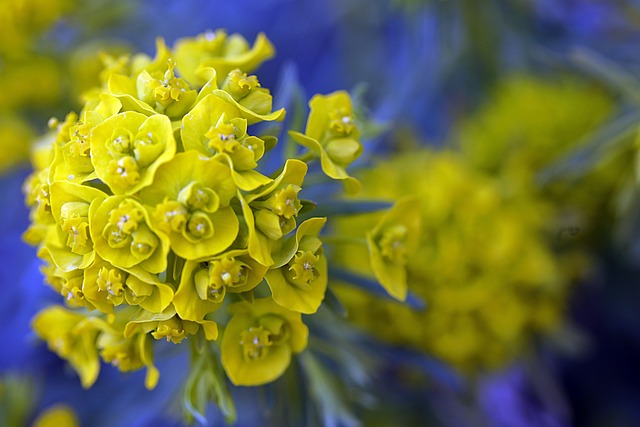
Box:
379;224;408;265
97;266;127;304
151;318;188;344
289;250;319;285
107;156;141;189
59;201;92;255
329;109;356;136
239;326;272;361
271;184;302;219
194;256;249;303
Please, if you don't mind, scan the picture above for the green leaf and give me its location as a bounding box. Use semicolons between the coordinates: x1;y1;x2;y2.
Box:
571;48;640;104
182;340;236;424
329;267;426;310
299;352;360;427
323;287;348;319
537;109;640;184
302;200;392;219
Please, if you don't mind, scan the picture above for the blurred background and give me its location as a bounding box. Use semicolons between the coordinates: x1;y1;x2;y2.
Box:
2;0;640;426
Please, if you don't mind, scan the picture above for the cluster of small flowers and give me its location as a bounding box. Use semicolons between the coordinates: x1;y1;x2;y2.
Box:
23;30;368;390
0;0;78;172
333;149;568;372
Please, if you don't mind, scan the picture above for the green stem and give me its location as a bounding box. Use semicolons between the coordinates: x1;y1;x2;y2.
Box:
295;151;316;163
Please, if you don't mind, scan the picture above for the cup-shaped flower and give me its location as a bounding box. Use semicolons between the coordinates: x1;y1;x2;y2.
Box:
305;92;359;141
37;250;93;309
83;256;174;314
32;307;105;388
289;91;362;194
90;111;176;195
141;151;239;260
90;195;170;274
46;181;107;271
173;249;268;322
109;56;198;120
367;197;421;301
50;95;122;184
221;298;308;386
239;159;308;266
265;217;327;314
124;306;218;344
174;30;274;88
181;94;272;191
214;69;285;124
23;168;55;245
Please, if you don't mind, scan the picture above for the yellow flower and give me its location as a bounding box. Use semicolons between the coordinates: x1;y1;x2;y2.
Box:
141;151;239;260
90;111;176;195
181;94;272;191
265;218;328;314
83;256;174;314
37;249;93;310
90;195;170;274
32;306;104;388
239;159;308;267
22;28;353;410
367;197;421;301
289;91;362;194
49;95;122;185
109;55;198;119
174;250;268;322
32;405;79;427
174;30;275;88
0;117;33;172
221;298;308;386
214;68;286;123
23;166;56;245
45;181;107;271
96;321;159;390
124;306;218;344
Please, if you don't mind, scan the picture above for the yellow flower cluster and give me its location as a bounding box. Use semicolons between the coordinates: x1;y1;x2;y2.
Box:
457;75;613;191
0;0;75;55
333;150;568;372
24;30;364;389
457;75;626;260
0;0;76;172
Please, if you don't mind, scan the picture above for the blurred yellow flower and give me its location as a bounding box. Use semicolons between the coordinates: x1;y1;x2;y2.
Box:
334;150;568;372
32;405;79;427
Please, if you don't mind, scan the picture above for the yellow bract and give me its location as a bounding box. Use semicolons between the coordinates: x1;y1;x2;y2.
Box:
175;30;275;87
32;307;103;388
141;151;239;260
221;298;308;386
265;217;328;314
290;91;362;194
174;250;268;322
367;197;421;301
90;112;176;195
91;195;170;274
